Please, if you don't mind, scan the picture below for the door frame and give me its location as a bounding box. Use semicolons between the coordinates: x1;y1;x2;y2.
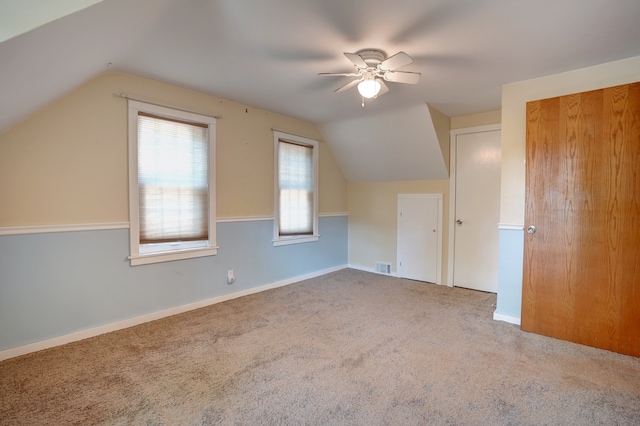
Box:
397;193;443;284
448;123;502;287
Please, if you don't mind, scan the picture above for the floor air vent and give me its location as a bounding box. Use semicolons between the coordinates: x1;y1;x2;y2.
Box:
375;262;391;274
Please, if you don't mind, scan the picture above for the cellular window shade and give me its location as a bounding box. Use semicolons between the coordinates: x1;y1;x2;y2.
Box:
278;140;313;236
138;112;209;245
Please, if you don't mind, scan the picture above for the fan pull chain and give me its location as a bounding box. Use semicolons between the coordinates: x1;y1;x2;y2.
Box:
361;97;365;108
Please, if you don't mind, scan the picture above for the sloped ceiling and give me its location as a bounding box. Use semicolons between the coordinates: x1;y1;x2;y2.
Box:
322;103;449;182
1;0;640;182
0;0;103;43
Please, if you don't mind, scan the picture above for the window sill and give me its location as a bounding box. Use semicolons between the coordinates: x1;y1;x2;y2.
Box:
129;246;219;266
273;235;319;247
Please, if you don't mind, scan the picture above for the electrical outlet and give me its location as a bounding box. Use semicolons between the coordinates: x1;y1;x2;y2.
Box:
227;269;235;285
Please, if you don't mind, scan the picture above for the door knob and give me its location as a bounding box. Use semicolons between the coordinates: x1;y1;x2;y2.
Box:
456;219;463;225
527;225;537;234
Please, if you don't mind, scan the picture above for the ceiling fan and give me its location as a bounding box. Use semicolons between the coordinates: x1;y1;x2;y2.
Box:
319;49;421;105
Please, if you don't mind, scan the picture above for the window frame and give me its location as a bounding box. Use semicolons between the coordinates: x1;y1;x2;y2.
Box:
128;100;218;266
273;131;319;246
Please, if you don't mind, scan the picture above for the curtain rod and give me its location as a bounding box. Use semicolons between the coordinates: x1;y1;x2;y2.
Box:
271;128;322;143
118;93;222;119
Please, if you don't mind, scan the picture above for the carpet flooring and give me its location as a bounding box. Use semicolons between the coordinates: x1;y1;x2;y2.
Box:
1;268;639;425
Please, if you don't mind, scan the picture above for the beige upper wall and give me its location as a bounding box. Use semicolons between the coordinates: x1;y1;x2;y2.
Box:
501;55;640;225
427;104;452;174
348;180;450;283
0;72;347;226
450;110;501;130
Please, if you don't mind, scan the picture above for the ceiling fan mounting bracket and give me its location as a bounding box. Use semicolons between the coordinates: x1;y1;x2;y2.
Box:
355;49;386;67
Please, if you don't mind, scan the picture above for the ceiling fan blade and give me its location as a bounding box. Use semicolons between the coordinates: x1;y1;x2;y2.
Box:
344;52;368;69
334;78;362;93
376;80;390;97
318;72;361;77
379;51;413;71
383;71;421;84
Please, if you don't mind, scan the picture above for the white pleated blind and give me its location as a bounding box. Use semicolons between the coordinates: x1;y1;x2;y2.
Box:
138;112;209;244
278;140;314;236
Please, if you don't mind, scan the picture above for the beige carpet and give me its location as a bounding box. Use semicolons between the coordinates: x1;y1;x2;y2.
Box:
1;268;639;425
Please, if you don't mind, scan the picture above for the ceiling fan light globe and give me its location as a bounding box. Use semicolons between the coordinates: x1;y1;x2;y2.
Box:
357;79;381;98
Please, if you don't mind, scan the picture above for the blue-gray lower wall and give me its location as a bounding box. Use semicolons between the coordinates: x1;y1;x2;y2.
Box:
495;226;524;322
0;216;347;352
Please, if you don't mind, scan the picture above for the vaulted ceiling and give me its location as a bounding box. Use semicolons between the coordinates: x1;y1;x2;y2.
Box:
2;0;640;181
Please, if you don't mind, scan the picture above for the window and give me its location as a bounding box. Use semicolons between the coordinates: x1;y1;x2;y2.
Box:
273;131;319;246
128;100;217;265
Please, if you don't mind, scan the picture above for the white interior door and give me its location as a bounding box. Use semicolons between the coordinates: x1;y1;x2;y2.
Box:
397;194;442;284
452;129;501;292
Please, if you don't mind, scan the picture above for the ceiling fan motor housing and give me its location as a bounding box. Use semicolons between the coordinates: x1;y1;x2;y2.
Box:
319;48;420;99
355;49;387;68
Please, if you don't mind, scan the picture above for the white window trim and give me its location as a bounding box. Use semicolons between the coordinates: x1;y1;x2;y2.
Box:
273;131;319;246
127;100;218;266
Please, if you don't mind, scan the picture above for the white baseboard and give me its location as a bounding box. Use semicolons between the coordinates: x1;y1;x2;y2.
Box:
0;264;348;361
493;311;521;325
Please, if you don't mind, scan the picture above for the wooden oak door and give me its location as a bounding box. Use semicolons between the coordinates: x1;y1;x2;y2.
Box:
522;82;640;357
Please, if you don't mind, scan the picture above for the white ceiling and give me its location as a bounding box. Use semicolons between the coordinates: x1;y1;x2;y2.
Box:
2;0;640;181
323;102;449;182
0;0;103;43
